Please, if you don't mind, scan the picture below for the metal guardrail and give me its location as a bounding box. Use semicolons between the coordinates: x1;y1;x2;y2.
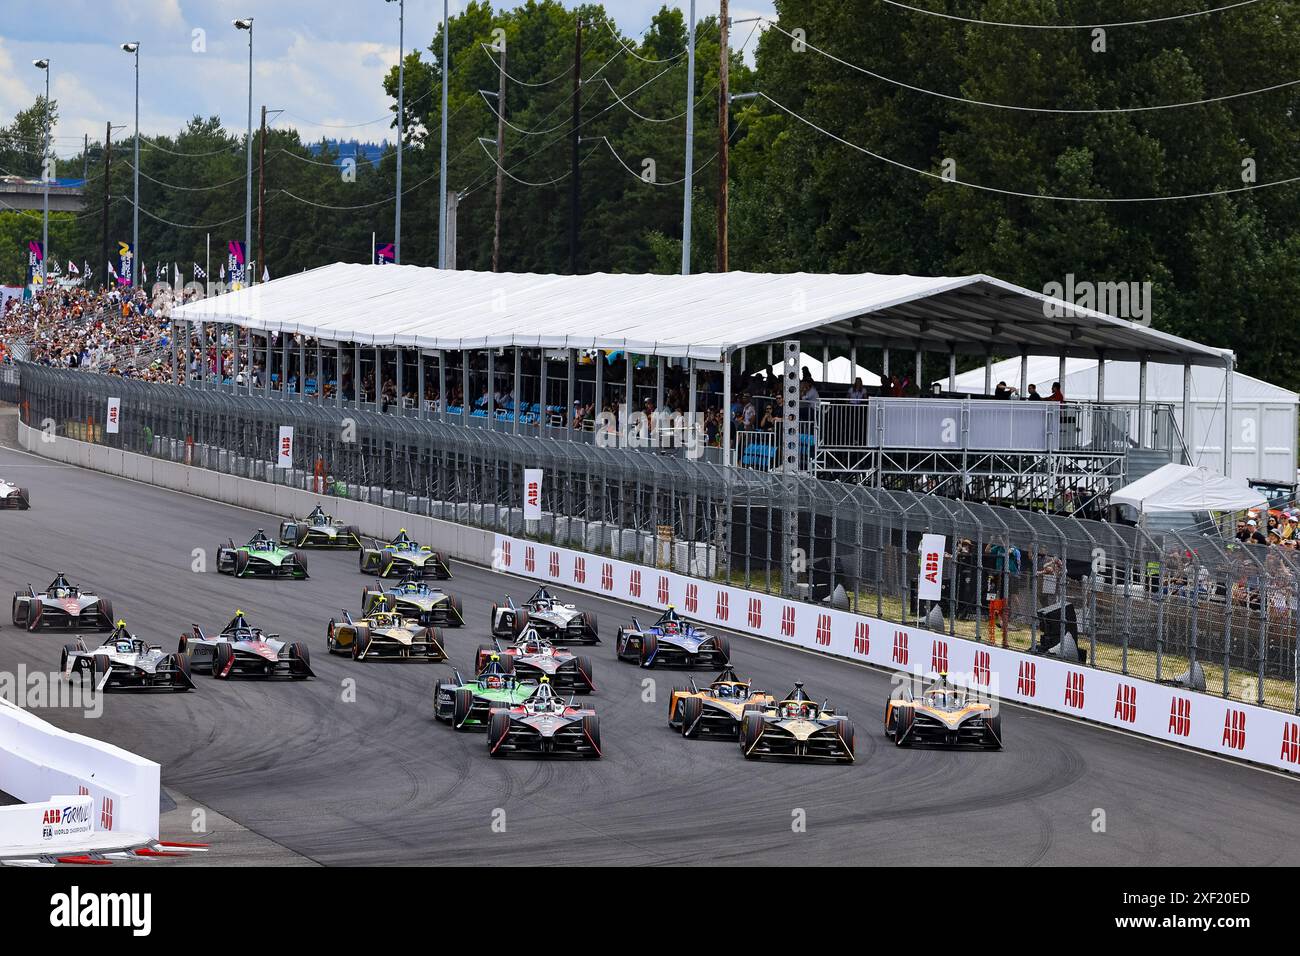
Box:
11;362;1299;714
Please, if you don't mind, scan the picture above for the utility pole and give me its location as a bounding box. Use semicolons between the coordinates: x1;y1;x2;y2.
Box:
568;17;582;274
82;133;88;181
492;41;506;273
101;122;112;289
257;104;266;276
680;0;697;275
446;188;459;270
716;0;729;273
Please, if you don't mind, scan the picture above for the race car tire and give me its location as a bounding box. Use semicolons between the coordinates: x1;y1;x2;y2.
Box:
638;633;658;668
740;712;763;758
582;611;599;639
884;703;897;739
11;595;25;627
711;635;731;665
447;595;464;627
486;710;511;756
326;618;338;653
742;702;765;716
25;599;42;632
97;599;114;631
177;634;188;656
512;609;530;638
894;706;914;747
290;641;311;676
60;643;80;677
573;655;594;692
985;712;1003;749
425;628;446;660
352;626;371;661
92;653;111;684
292;552;309;577
474;645;495;672
213;641;234;678
836;718;856;760
234;550;250;577
433;552;451;579
433;679;447;720
678;695;704;738
582;714;602;757
452;687;475;729
495;653;515;675
171;652;191;681
490;602;503;635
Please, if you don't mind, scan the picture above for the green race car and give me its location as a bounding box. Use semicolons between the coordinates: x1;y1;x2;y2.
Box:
433;655;538;730
216;529;309;579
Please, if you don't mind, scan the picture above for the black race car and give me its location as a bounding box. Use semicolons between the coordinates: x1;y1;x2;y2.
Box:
615;607;730;669
490;587;598;645
12;573;114;632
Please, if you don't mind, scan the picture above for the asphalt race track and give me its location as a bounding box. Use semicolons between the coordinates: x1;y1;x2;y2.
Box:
1;444;1297;866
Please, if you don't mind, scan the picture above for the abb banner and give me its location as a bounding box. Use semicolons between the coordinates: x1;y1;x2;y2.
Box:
523;468;543;521
105;397;121;435
276;426;294;468
917;533;945;603
493;532;1300;776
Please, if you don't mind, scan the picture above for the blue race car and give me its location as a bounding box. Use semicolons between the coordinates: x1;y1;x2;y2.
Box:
614;606;731;669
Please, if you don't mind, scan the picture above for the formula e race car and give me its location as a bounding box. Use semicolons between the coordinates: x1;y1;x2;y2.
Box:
0;478;29;509
475;627;595;693
667;667;776;738
739;682;855;763
216;529;309;579
326;599;447;662
883;673;1002;749
361;573;464;627
60;623;195;691
358;529;451;579
433;656;539;730
12;573;115;632
486;677;601;759
180;610;313;679
489;586;598;645
278;504;363;549
615;606;730;669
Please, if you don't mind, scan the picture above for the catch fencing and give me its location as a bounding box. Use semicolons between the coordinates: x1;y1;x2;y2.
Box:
11;362;1299;714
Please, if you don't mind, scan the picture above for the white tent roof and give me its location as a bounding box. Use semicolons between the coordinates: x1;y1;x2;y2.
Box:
172;262;1234;365
767;355;881;386
944;355;1296;404
1110;463;1266;515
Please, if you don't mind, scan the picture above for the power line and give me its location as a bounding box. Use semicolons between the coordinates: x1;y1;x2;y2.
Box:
760;19;1300;114
479;44;573;87
595;14;687;64
123;162;245;192
277;137;481;210
755;89;1300;202
282;86;434;129
474;136;600;187
879;0;1265;29
137;135;242;157
135;201;255;229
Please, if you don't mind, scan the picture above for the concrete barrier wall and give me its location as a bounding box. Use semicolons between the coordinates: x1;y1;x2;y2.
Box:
0;699;159;842
492;533;1300;776
18;422;496;566
0;795;93;851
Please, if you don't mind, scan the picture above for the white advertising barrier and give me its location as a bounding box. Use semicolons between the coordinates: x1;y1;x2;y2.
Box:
493;533;1300;775
0;795;93;850
0;698;160;842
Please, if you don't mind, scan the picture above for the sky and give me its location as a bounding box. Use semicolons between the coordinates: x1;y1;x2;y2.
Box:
0;0;774;159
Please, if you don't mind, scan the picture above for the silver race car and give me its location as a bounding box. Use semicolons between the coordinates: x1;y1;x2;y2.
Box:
361;573;464;627
358;529;451;579
475;627;595;694
0;477;29;509
485;677;602;759
278;504;363;549
180;610;314;679
490;586;599;645
12;572;115;632
61;623;195;691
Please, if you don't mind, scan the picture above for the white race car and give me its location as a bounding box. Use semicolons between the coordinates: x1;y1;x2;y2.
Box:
0;478;30;509
62;623;195;691
490;587;599;645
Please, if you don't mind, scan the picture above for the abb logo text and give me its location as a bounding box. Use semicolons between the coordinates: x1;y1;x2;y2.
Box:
1064;671;1085;710
500;540;512;568
601;563;613;591
524;546;535;573
629;569;642;598
100;797;114;831
815;613;831;647
716;591;729;621
573;556;586;584
1222;709;1247;750
852;622;870;657
685;583;699;614
1281;723;1300;765
1114;684;1137;723
1017;661;1037;697
1168;697;1192;736
548;552;560;578
780;606;796;638
972;650;991;686
930;640;948;673
747;598;762;629
892;630;908;665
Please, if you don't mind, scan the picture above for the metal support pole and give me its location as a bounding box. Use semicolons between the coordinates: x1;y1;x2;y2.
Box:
354;343;362;410
438;350;447;423
1182;361;1192;464
373;346;381;409
1138;358;1149;446
395;346;404;414
461;349;470;427
948;347;956;392
1096;352;1106;402
1223;354;1235;477
513;346;522;434
335;343;343;408
722;350;732;466
417;350;426;419
487;349;496;423
567;348;576;434
539;348;548;435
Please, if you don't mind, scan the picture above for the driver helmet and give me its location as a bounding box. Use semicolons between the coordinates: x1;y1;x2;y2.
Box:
716;684;732;699
486;674;505;689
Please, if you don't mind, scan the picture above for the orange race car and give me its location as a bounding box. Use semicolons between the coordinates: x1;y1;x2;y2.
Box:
667;667;776;739
883;672;1002;749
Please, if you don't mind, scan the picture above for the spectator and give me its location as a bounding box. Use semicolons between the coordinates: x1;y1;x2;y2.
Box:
1026;383;1043;400
1049;381;1065;402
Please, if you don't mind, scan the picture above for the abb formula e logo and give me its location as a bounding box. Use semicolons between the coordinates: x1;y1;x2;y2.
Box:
685;583;699;614
780;606;796;638
1017;661;1037;697
1222;709;1247;750
1114;683;1138;723
716;591;729;621
100;797;114;831
629;569;642;599
601;563;613;592
747;598;762;629
657;575;670;605
573;556;586;584
852;622;870;657
930;640;948;673
1281;723;1300;765
892;630;908;665
1168;696;1192;736
548;552;560;578
524;546;535;573
815;613;831;647
972;650;991;687
500;540;512;568
1064;671;1086;710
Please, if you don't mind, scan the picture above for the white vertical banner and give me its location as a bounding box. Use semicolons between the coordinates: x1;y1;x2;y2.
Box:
105;397;121;434
523;468;543;520
917;533;946;602
277;426;294;468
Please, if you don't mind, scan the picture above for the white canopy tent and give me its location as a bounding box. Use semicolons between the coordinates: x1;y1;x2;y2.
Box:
1110;463;1266;516
767;355;880;386
943;356;1298;481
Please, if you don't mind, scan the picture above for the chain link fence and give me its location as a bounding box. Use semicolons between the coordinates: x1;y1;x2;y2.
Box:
13;362;1298;714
